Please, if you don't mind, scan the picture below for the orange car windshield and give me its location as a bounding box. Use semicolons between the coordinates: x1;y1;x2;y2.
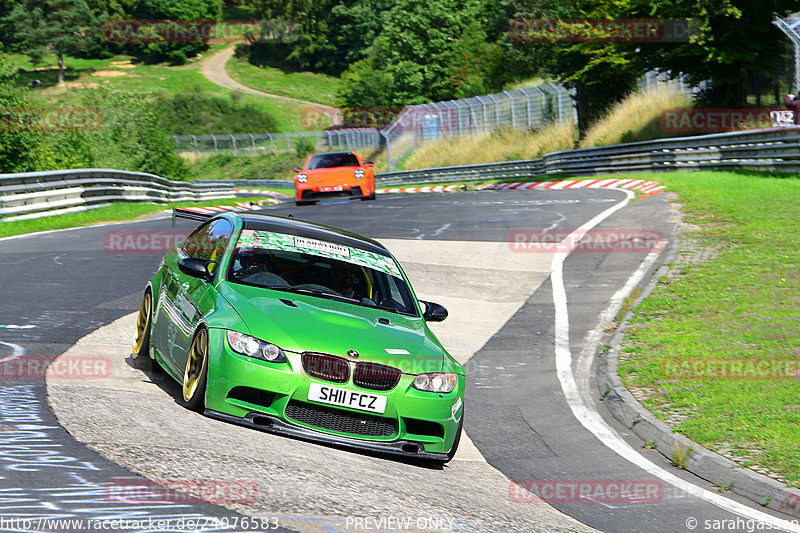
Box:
307;153;360;170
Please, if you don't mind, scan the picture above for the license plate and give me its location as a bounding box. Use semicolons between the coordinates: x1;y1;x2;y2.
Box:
307;383;387;414
319;186;344;192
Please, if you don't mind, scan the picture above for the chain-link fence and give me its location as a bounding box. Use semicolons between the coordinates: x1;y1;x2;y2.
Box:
173;83;576;170
380;84;575;170
171;129;382;157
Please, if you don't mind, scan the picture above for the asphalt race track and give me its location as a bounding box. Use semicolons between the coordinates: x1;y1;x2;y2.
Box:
1;189;798;532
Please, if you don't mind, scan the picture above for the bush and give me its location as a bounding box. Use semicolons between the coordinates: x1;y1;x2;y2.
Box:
80;88;189;179
0;52;41;173
123;0;222;64
154;85;278;135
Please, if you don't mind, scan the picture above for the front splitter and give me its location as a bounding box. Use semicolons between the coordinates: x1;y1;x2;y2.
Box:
205;409;448;462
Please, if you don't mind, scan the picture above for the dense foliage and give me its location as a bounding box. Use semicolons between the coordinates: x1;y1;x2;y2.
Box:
0;54;189;177
153;85;278;135
1;0;799;173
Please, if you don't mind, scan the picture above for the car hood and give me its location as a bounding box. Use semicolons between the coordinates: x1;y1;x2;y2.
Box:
306;167;359;177
217;282;445;373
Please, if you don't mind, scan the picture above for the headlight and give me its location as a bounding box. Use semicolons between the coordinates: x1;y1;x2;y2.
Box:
226;330;286;363
297;174;308;183
412;372;457;393
354;168;365;179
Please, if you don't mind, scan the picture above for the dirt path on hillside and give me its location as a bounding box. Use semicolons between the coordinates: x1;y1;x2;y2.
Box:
201;46;341;122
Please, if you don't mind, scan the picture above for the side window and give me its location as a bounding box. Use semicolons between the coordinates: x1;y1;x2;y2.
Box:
182;219;234;271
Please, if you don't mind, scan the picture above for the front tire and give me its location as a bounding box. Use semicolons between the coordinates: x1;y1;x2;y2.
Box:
183;327;209;412
132;290;153;370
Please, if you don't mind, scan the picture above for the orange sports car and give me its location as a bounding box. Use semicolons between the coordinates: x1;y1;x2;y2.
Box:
292;151;376;206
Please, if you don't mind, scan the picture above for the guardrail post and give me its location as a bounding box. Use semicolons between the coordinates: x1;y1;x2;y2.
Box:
249;133;256;155
211;134;218;155
229;135;237;156
191;135;198;156
267;133;274;153
285;132;291;152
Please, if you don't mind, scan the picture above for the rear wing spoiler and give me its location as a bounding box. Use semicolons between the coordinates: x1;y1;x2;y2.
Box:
172;208;214;227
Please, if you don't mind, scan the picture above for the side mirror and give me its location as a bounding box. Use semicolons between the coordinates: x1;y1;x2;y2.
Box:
178;257;216;282
363;161;374;167
420;300;448;322
292;167;302;172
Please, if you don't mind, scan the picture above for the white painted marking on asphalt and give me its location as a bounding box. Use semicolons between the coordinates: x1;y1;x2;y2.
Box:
550;191;800;531
431;223;452;237
0;325;35;330
0;214;171;242
0;342;24;359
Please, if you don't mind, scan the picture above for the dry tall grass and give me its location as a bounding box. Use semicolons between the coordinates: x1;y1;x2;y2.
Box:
578;84;692;148
400;121;578;171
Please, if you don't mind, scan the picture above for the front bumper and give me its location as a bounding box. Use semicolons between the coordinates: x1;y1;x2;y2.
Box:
296;185;371;202
204;329;464;457
205;409;449;461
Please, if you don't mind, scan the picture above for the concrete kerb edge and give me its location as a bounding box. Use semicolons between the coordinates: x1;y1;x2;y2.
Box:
594;215;800;519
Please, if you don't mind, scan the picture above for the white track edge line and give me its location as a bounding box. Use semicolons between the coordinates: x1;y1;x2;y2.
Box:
550;191;800;531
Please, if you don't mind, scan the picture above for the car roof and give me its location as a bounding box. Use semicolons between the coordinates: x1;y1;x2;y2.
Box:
234;213;390;257
309;151;358;157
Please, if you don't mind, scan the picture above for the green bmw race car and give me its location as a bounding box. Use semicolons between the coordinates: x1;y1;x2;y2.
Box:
132;209;464;462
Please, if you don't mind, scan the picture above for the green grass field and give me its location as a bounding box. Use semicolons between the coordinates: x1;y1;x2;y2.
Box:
618;170;800;486
225;55;340;107
9;50;314;132
186;150;308;182
0;196;278;239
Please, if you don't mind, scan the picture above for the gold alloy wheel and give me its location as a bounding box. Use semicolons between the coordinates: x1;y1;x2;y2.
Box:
132;292;151;356
183;328;208;403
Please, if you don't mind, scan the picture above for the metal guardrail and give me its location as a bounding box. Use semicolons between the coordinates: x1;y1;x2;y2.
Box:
6;127;799;221
0;169;234;221
372;128;800;185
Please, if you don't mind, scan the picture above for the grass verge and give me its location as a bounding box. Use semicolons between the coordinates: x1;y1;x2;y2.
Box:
578;84;692;148
617;170;800;486
0;196;280;239
10;51;315;132
185;151;309;182
225;55;340;107
399;122;578;171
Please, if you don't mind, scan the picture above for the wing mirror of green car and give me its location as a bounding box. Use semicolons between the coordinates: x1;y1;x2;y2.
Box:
178;257;216;282
420;300;448;322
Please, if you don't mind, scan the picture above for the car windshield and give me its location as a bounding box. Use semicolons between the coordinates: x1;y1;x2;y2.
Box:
307;153;360;170
227;229;418;316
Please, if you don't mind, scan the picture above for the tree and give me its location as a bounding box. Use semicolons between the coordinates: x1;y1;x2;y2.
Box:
637;0;800;107
124;0;222;65
0;50;41;173
4;0;98;85
507;0;647;135
336;0;502;107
